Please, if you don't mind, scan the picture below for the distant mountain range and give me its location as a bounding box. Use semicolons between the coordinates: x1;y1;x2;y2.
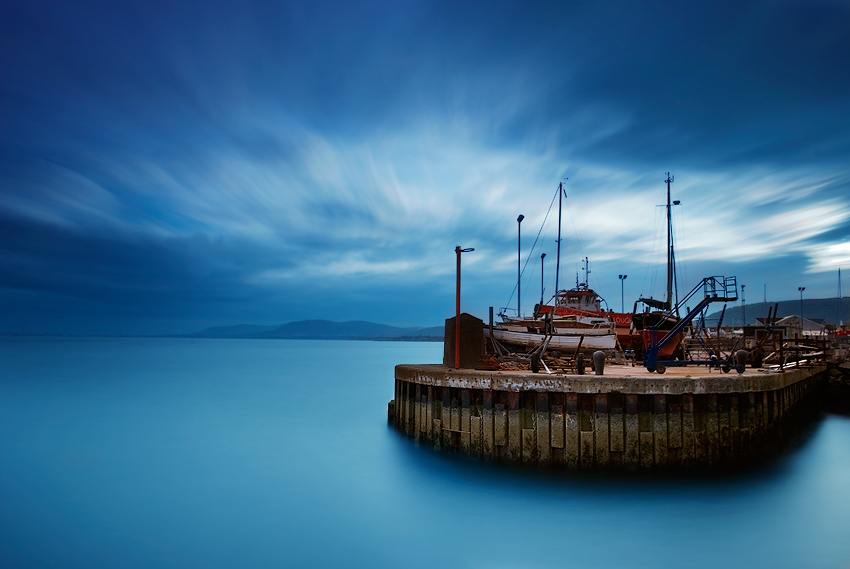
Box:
185;320;445;341
704;297;847;327
186;297;849;342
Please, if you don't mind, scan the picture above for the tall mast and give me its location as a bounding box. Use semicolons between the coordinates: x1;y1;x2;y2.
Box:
554;182;563;302
840;268;843;326
665;172;674;310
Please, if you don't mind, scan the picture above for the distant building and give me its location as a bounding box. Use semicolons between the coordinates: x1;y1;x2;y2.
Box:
770;315;826;338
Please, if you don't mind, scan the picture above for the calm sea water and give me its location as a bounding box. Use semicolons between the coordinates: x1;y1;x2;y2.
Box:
1;337;849;569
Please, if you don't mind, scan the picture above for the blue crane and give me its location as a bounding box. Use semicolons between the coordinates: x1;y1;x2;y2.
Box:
643;276;739;374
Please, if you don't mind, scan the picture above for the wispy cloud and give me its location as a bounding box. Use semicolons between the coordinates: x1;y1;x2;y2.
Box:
1;0;848;333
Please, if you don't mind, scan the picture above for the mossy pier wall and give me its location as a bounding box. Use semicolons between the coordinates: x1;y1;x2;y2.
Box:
389;364;827;472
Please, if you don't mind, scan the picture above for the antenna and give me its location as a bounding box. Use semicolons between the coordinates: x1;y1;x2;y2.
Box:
581;256;591;287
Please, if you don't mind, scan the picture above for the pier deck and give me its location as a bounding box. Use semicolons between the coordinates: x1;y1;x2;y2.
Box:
390;363;827;472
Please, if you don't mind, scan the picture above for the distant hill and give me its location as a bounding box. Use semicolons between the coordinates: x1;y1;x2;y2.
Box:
189;324;279;338
703;297;848;327
187;320;444;341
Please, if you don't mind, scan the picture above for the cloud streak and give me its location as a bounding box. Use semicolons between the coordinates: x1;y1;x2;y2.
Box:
1;0;848;334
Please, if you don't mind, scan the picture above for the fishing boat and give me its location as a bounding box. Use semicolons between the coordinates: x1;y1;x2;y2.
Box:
488;322;617;352
534;257;639;350
487;182;618;354
530;173;685;359
630;173;685;360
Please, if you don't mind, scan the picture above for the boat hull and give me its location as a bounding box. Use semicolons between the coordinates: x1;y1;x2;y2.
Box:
488;328;617;352
536;303;640;349
632;312;684;358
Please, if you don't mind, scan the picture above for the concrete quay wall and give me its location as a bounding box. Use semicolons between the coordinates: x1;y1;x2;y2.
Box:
389;364;827;471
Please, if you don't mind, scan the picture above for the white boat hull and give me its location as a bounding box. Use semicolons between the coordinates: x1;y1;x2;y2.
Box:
487;328;617;351
498;323;614;335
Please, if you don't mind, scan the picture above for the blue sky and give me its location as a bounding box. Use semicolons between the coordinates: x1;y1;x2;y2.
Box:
1;0;848;335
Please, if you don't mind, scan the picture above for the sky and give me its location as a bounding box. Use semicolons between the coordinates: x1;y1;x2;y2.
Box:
1;0;849;335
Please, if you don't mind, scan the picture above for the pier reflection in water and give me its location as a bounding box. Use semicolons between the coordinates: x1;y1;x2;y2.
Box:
1;337;849;569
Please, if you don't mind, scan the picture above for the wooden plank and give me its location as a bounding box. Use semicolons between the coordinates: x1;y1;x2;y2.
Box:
470;416;482;457
483;390;494;457
495;403;507;447
747;392;758;459
399;381;406;432
551;404;565;449
537;392;550;465
522;428;536;463
668;395;682;449
565;393;579;469
705;394;719;465
394;379;400;425
442;388;452;449
653;395;668;467
580;430;594;470
609;395;624;470
461;389;471;452
451;393;460;433
639;431;654;469
508;392;521;462
579;394;595;470
768;390;777;423
414;384;422;442
682;393;695;466
594;394;609;470
625;394;639;470
693;394;706;463
405;381;413;435
718;394;730;452
610;402;624;453
425;386;433;443
728;393;739;460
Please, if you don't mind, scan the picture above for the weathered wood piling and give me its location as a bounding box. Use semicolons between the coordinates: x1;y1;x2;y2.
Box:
389;364;827;472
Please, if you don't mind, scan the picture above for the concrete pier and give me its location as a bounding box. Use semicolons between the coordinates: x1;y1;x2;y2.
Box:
389;363;827;471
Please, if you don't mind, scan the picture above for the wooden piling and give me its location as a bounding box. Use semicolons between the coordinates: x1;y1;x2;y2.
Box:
391;363;827;472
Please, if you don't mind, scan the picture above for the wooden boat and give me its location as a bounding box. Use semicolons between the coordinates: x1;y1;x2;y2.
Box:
492;183;618;354
486;325;617;352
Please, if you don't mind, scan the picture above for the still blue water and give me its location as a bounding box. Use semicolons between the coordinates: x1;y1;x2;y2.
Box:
1;337;849;569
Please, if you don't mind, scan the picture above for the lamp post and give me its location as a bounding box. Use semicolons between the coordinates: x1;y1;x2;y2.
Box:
798;286;805;332
455;246;474;369
619;274;627;313
741;284;746;326
517;215;524;317
540;253;546;305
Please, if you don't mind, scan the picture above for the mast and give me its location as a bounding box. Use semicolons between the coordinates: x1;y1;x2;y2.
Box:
634;174;679;313
840;268;843;326
554;182;563;303
666;172;674;311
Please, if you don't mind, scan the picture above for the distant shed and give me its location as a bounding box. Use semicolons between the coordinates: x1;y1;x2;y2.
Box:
771;315;827;338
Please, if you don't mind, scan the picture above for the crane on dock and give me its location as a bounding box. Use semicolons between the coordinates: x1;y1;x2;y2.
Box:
643;276;739;374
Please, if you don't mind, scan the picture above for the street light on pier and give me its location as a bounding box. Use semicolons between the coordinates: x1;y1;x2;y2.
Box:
455;246;474;369
798;286;805;327
741;284;746;326
619;274;627;313
517;215;524;317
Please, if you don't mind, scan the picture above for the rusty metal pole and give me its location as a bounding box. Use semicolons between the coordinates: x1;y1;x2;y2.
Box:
456;246;461;369
455;246;474;369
